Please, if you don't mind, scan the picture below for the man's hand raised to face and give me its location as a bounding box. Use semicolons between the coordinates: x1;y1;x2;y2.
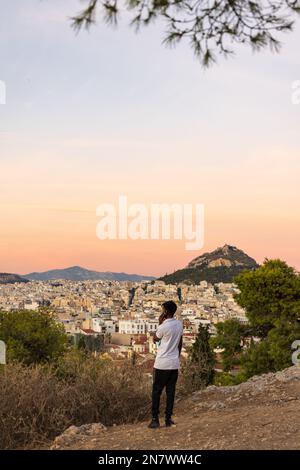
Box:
154;311;167;342
159;311;167;325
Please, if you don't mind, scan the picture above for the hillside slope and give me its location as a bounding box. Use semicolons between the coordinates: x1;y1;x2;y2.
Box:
0;273;28;284
51;366;300;450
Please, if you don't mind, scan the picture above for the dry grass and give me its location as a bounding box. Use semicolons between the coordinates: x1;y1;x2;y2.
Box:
0;352;151;449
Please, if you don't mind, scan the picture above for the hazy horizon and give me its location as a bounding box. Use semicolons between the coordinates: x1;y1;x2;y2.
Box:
13;243;257;277
1;1;300;276
9;243;300;279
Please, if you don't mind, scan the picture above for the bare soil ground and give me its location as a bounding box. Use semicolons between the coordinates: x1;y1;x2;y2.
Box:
51;366;300;450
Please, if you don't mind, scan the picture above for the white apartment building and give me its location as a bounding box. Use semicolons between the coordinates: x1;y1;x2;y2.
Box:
24;301;40;311
119;319;146;335
118;319;159;335
181;308;196;317
92;318;116;334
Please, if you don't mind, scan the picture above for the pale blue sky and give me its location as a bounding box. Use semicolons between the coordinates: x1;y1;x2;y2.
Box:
1;0;299;145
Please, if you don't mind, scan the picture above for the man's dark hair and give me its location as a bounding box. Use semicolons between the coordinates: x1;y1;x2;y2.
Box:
162;301;177;317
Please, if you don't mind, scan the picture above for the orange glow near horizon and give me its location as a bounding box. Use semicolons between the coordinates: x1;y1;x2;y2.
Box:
1;143;299;276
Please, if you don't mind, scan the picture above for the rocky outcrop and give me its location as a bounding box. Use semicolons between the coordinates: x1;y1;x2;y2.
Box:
187;244;258;270
51;423;107;450
184;365;300;412
160;245;259;284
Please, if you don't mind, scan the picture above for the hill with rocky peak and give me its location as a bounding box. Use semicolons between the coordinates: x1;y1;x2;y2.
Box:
51;365;300;450
160;244;259;284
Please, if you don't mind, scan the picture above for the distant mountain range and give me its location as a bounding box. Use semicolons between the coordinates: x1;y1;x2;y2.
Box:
0;273;28;284
1;246;258;285
23;266;155;282
160;244;259;284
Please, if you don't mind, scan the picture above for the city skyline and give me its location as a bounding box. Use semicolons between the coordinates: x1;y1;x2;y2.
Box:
1;0;300;276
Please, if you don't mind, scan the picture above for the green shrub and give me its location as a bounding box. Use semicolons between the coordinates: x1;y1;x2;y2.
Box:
0;309;67;365
213;371;247;386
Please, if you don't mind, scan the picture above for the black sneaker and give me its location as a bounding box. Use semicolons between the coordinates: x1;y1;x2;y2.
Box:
148;418;160;429
165;418;176;427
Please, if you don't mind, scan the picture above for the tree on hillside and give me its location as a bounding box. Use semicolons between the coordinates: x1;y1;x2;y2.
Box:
234;259;300;327
214;259;300;379
183;324;215;391
0;309;68;365
211;319;249;371
240;319;300;376
74;332;104;354
71;0;300;66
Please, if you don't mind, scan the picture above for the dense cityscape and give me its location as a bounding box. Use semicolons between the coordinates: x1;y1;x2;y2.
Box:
0;279;246;366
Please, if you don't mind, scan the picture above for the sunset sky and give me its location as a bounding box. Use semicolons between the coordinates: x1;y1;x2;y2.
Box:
0;0;300;277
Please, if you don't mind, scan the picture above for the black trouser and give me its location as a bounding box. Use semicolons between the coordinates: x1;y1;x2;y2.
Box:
151;368;178;420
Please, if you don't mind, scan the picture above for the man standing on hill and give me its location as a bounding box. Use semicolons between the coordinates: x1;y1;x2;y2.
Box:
148;300;183;429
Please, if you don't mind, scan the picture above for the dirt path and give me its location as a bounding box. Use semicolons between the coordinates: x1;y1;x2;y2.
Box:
51;366;300;450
